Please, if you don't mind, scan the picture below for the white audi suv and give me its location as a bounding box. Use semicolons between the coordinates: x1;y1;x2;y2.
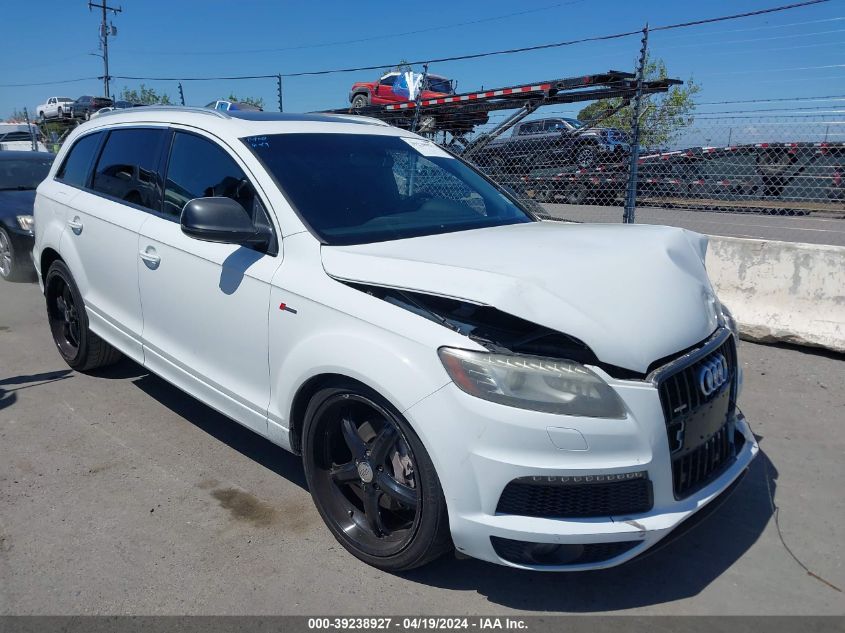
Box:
33;107;757;571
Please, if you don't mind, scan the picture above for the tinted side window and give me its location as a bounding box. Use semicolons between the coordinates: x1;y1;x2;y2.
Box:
91;128;167;210
56;132;102;187
163;132;257;218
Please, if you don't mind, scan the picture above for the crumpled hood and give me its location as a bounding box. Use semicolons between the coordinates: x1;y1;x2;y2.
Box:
321;222;719;373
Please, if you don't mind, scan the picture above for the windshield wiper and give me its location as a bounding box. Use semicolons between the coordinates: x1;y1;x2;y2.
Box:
0;186;35;191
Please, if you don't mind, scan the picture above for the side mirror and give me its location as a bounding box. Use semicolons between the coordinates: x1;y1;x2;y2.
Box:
181;197;264;246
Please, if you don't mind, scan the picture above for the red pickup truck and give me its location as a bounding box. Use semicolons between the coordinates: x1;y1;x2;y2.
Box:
349;72;456;108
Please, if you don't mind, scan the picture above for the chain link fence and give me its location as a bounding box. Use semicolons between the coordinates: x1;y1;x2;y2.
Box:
440;110;844;222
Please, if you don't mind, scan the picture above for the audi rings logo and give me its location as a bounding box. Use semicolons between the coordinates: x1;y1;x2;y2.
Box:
698;354;730;396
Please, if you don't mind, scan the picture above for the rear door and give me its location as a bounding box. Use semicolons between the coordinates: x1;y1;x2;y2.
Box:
137;130;281;435
57;127;167;361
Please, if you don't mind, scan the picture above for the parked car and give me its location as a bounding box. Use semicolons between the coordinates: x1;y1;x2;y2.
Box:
205;100;263;112
476;117;630;174
36;97;75;120
90;101;145;119
349;71;457;108
0;123;48;152
0;151;53;281
71;96;114;121
33;107;756;572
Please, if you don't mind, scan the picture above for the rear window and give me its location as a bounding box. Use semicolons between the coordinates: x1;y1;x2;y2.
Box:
56;132;103;188
91;128;167;210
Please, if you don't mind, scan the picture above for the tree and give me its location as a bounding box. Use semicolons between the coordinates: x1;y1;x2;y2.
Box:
119;84;172;105
226;93;264;109
576;57;700;150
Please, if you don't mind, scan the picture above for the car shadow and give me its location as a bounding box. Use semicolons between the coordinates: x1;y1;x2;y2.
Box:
128;366;307;490
92;358;774;610
399;451;777;612
0;368;73;411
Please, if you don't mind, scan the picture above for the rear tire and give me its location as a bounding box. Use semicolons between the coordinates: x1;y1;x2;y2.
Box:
44;260;122;371
302;384;452;571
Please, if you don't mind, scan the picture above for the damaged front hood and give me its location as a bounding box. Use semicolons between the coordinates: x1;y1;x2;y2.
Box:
321;222;719;373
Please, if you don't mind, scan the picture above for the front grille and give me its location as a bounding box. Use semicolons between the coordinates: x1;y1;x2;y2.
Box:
496;475;652;518
656;331;739;498
491;536;639;566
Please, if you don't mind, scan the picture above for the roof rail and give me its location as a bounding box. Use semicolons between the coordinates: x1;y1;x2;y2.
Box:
98;105;230;119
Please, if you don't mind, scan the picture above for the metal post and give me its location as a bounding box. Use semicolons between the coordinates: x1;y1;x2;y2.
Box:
178;82;185;106
23;108;36;151
277;75;284;112
410;63;429;134
623;24;649;224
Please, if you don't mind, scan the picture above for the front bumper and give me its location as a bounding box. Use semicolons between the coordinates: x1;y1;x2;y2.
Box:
6;227;35;269
405;374;758;571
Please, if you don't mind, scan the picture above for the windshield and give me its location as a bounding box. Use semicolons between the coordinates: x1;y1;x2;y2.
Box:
0;157;53;190
563;118;584;128
426;77;453;94
246;133;533;245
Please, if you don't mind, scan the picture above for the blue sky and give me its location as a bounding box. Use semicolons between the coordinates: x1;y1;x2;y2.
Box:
1;0;843;144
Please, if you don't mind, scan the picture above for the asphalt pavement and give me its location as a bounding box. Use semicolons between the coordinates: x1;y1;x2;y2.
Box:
543;204;845;246
1;279;843;615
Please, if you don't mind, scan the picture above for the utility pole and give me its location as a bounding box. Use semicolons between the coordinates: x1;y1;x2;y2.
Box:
89;1;122;98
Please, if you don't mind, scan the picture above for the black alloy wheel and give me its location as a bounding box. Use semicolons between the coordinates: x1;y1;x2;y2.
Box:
46;268;81;360
44;260;122;371
303;386;451;570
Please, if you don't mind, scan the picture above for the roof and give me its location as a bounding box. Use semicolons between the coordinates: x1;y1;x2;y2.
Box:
58;106;403;151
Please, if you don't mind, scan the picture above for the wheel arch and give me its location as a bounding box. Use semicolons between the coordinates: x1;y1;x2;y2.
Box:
288;373;368;454
39;247;63;286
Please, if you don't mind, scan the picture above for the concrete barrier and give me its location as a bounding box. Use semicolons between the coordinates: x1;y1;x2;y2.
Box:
706;236;845;354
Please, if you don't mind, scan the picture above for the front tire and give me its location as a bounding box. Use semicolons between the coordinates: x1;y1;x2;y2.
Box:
575;144;598;169
0;228;29;282
351;93;370;109
302;385;452;571
44;260;122;371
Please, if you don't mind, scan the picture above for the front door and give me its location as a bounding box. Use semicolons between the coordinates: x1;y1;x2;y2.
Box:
138;130;281;435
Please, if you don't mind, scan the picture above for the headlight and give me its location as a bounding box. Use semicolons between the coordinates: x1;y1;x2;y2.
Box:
16;215;34;231
438;347;626;418
719;303;739;340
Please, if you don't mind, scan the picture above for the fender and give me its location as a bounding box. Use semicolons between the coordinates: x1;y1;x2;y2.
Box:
349;86;373;103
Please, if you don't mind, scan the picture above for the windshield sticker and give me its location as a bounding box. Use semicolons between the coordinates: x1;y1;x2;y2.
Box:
245;135;270;149
400;137;453;159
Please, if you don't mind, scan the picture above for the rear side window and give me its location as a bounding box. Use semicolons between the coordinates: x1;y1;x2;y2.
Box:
56;132;102;187
163;132;257;218
91;128;167;210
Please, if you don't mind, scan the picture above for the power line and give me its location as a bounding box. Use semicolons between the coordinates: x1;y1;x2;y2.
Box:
652;14;844;40
652;27;845;50
121;1;587;57
2;0;831;86
0;77;99;87
695;94;845;105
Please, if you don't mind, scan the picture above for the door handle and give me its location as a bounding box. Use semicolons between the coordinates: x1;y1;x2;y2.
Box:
67;217;83;234
139;247;161;269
